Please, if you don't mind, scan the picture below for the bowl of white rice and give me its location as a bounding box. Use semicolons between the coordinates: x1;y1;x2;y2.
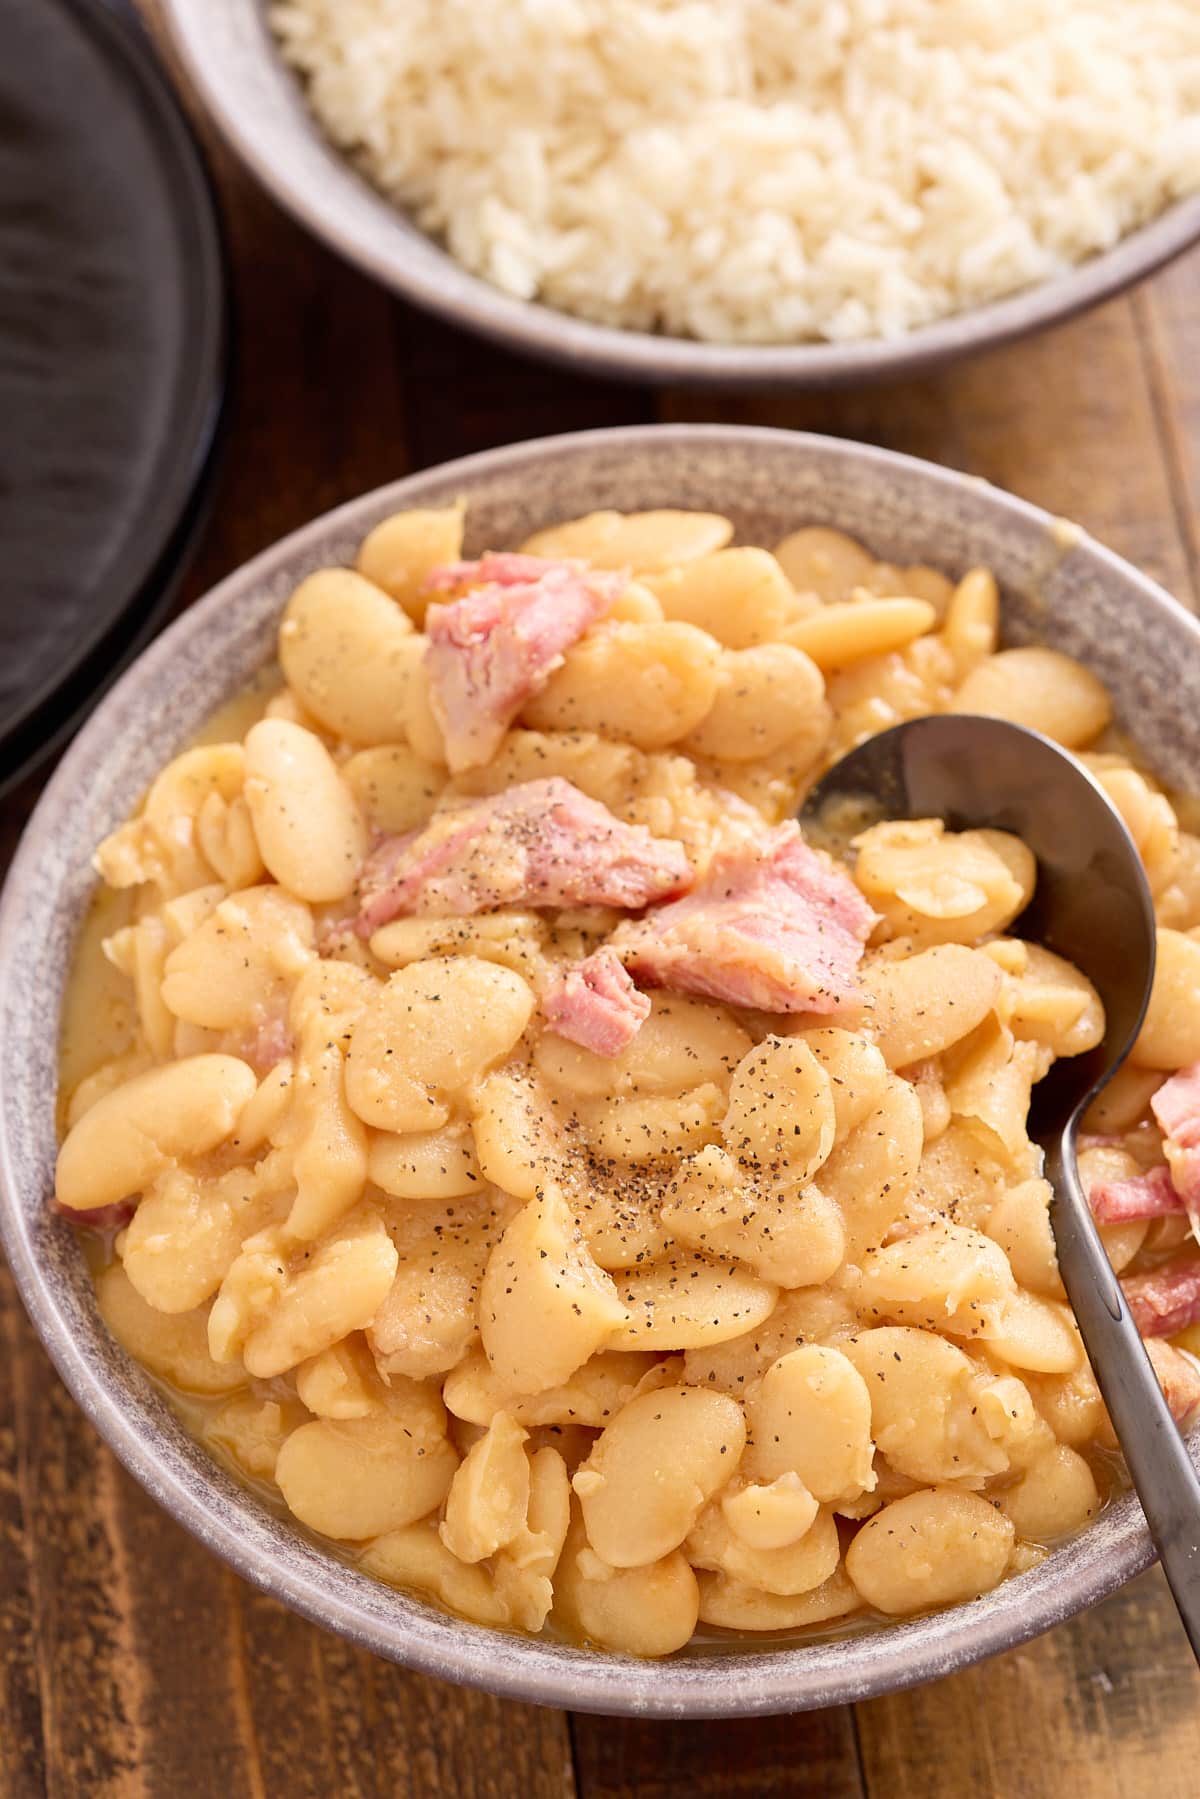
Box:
160;0;1200;383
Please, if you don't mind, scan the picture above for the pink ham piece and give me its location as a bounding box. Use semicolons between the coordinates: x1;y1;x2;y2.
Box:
357;778;690;932
1149;1062;1200;1143
1151;1062;1200;1225
542;948;651;1056
611;822;877;1014
1144;1338;1200;1426
424;551;587;593
54;1197;135;1233
423;554;621;772
238;1010;293;1076
1123;1254;1200;1337
1089;1163;1183;1226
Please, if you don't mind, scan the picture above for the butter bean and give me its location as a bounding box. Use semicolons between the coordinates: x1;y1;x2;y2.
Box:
279;568;419;744
552;1510;700;1657
846;1488;1013;1615
276;1394;456;1540
56;1054;256;1211
244;719;367;902
574;1385;745;1566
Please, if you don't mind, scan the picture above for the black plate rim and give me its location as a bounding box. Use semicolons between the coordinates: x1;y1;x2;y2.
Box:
0;0;229;783
0;411;225;802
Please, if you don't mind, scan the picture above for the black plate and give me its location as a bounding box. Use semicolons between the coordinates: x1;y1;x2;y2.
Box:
0;0;227;794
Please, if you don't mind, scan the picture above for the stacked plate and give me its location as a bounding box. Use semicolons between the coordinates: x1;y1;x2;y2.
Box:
0;0;226;794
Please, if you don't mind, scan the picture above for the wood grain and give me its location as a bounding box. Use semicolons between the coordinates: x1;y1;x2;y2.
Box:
174;168;412;603
856;1568;1200;1799
1137;268;1200;606
568;1709;865;1799
663;289;1197;608
393;307;655;475
1;5;1198;1794
233;1582;576;1799
0;1277;47;1799
11;1290;269;1799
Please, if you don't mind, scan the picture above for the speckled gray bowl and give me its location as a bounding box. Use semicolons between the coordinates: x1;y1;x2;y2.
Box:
2;427;1199;1717
157;0;1200;388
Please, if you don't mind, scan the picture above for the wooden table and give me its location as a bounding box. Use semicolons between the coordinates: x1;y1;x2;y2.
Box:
3;10;1200;1794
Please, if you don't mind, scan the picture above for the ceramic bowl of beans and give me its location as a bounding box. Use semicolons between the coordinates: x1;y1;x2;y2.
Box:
2;425;1199;1717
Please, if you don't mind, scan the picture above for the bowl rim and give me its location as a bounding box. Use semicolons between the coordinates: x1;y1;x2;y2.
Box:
3;422;1198;1717
158;0;1200;388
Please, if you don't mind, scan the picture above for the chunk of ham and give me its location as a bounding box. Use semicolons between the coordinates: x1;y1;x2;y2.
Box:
1151;1062;1200;1226
238;1010;293;1076
54;1197;135;1233
542;948;651;1056
423;554;621;772
357;778;690;931
1149;1063;1200;1144
1089;1163;1183;1226
1144;1337;1200;1426
610;822;877;1014
1123;1254;1200;1337
424;551;589;593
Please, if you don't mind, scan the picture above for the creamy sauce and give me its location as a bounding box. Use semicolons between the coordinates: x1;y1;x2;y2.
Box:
58;882;137;1129
58;667;284;1127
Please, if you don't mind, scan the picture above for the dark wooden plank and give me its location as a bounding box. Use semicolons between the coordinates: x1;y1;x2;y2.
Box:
10;1289;269;1799
307;1628;575;1799
0;1267;48;1799
228;1580;345;1799
1137;252;1200;607
103;1473;269;1799
394;305;656;474
9;1290;141;1797
856;1568;1200;1799
176;174;412;601
136;0;413;606
234;1579;577;1799
568;1709;865;1799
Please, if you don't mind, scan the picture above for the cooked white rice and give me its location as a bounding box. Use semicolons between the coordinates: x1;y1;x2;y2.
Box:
270;0;1200;345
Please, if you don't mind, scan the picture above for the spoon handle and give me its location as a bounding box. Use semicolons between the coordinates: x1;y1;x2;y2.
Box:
1049;1133;1200;1662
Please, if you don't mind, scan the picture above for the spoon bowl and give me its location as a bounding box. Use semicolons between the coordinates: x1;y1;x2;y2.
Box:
800;712;1157;1108
801;712;1200;1660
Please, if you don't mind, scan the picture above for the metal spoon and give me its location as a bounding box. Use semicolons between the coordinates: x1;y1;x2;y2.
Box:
800;712;1200;1659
